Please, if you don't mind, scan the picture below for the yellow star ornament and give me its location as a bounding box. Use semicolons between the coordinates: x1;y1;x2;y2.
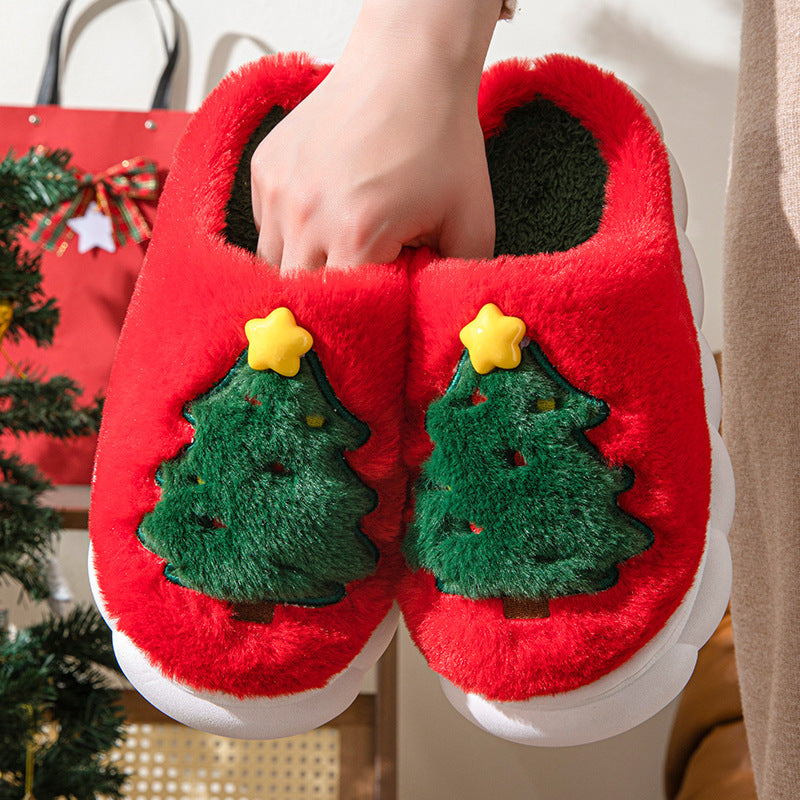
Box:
459;303;527;375
245;307;313;377
0;301;14;343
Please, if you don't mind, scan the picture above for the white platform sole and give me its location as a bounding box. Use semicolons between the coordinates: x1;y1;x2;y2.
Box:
438;92;734;747
89;545;399;739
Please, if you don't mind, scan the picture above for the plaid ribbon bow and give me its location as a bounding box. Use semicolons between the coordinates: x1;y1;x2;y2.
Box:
31;156;159;255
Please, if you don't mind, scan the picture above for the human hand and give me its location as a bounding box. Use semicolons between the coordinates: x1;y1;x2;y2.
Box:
251;0;504;274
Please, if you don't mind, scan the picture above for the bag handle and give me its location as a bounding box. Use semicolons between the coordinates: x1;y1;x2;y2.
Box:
36;0;180;109
202;32;274;98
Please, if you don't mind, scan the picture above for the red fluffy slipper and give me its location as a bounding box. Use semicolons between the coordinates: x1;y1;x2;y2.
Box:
89;54;406;739
399;55;733;745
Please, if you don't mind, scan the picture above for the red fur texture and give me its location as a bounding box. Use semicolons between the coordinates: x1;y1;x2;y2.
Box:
398;55;711;700
90;54;408;698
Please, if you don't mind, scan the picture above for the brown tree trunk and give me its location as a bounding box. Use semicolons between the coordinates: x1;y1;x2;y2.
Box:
502;596;550;619
232;601;276;624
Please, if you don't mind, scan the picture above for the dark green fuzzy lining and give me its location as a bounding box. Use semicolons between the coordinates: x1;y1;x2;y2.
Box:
223;105;287;253
487;98;608;256
222;99;607;257
403;343;652;601
139;350;378;606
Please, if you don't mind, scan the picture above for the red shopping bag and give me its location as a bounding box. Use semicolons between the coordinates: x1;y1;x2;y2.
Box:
1;0;190;484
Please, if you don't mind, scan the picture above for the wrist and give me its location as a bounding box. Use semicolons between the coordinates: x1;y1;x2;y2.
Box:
341;0;503;97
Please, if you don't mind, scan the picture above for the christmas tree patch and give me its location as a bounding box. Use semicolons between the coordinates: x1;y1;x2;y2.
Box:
404;304;652;619
138;308;379;624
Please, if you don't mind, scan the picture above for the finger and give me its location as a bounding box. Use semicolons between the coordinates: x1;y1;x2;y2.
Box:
251;182;263;234
403;233;437;250
325;237;403;271
280;242;328;275
325;211;404;269
256;225;283;269
438;200;495;261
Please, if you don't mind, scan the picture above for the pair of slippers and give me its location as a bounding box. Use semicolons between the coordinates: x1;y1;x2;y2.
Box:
88;53;733;746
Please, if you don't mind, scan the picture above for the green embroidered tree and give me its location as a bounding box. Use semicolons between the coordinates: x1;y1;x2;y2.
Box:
138;342;378;624
404;341;652;619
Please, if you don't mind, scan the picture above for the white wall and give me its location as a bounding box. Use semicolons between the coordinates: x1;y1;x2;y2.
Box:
1;2;741;798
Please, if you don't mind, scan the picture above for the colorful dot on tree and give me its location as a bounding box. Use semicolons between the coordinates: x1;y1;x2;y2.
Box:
471;388;488;405
537;397;557;412
305;415;325;428
459;303;527;375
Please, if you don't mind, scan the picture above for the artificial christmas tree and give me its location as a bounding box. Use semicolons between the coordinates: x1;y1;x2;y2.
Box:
404;311;652;619
138;307;379;624
0;147;125;799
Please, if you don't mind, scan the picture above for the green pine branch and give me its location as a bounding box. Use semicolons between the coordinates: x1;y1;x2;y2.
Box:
0;608;127;800
34;605;118;673
0;376;101;438
0;239;59;347
0;453;59;599
4;297;59;348
0;147;76;347
0;148;75;228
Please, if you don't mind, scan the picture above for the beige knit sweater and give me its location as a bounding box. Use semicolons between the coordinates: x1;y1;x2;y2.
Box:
724;1;800;798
